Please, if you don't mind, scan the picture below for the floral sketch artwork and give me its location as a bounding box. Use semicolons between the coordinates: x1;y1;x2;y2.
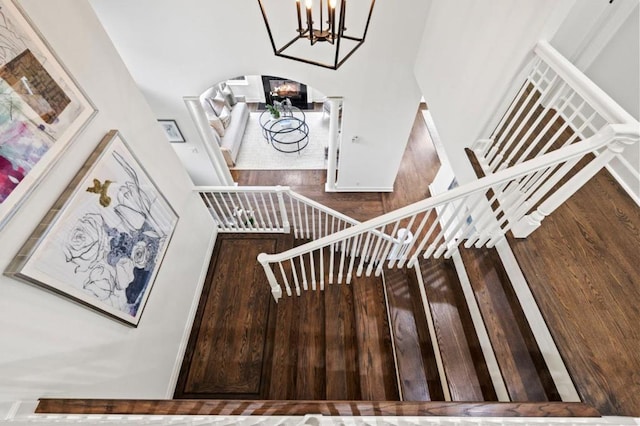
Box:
12;132;177;325
0;0;95;229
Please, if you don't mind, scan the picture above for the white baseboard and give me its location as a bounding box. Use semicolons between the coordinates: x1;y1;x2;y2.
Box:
450;250;510;401
165;228;218;398
333;185;394;192
493;239;580;402
605;163;640;207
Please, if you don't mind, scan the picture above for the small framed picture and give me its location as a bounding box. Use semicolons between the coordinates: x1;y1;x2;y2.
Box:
158;119;186;143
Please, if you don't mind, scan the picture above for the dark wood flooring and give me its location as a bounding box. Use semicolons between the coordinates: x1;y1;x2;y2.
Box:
418;257;496;401
176;233;400;401
459;247;559;402
508;168;640;416
233;108;640;415
37;399;601;417
174;234;290;399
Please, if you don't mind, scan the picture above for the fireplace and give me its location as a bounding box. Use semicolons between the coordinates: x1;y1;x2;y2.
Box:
262;75;308;109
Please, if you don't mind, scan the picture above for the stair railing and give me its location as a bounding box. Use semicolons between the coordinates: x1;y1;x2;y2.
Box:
471;40;639;236
196;185;361;236
258;124;637;301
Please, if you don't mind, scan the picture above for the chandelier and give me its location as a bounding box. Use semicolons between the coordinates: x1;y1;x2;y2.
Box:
257;0;376;70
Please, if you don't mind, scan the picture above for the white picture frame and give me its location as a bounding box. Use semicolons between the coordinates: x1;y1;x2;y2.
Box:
0;0;97;231
6;130;178;326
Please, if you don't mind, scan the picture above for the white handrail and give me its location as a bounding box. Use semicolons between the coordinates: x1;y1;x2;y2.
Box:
473;40;639;221
258;124;636;300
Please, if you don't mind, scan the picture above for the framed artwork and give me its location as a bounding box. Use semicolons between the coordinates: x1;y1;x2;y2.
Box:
0;0;97;231
158;119;185;143
6;130;178;326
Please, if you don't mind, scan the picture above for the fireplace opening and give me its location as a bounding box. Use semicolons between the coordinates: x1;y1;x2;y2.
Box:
262;75;309;109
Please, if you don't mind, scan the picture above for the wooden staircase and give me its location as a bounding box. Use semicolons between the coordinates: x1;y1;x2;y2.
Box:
269;241;399;401
171;233;573;406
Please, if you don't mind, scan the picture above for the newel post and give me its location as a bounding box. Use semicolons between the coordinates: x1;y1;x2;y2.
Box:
275;186;290;233
511;131;636;238
258;253;282;302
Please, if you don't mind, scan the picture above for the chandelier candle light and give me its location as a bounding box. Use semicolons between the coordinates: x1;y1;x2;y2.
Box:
258;0;375;69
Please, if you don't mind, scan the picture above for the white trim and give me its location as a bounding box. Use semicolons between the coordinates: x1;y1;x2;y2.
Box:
421;110;450;169
225;77;249;86
605;162;640;207
183;96;235;186
380;271;403;401
412;262;451;401
450;250;510;402
165;228;218;398
332;186;394;192
493;239;581;402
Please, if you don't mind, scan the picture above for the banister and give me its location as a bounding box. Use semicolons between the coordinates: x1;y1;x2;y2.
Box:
194;185;292;192
258;125;626;264
285;191;360;226
194;185;360;226
535;41;637;126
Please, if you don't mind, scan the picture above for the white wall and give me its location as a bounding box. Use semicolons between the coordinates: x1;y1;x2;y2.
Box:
226;75;266;103
413;0;574;184
0;0;216;400
90;0;431;192
550;0;639;201
582;4;639;201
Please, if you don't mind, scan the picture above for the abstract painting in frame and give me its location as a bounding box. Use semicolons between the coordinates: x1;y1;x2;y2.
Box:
0;0;96;230
6;130;178;326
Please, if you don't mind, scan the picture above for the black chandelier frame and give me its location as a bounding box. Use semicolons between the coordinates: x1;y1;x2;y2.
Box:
257;0;376;70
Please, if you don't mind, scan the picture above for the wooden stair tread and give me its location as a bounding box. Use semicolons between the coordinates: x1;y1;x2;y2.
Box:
419;257;496;401
352;272;400;401
459;246;560;401
384;267;442;401
324;278;361;400
295;289;326;399
36;399;601;417
271;243;396;401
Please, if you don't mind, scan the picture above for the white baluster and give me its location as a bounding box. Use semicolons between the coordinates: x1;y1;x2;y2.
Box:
276;186;290;233
366;232;385;276
310;250;316;291
299;255;308;291
288;196;298;238
356;231;372;276
278;262;292;297
267;192;280;229
260;193;274;231
319;248;325;291
297;199;304;240
290;259;301;296
251;192;267;230
304;204;310;239
346;235;360;284
337;236;347;283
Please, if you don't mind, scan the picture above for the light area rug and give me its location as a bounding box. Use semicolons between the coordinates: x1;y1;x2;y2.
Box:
233;112;329;170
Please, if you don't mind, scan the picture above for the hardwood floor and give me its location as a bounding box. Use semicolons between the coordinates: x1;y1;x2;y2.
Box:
174;234;290;399
37;399;601;417
459;247;559;402
418;257;495;401
222;108;639;414
508;169;640;416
